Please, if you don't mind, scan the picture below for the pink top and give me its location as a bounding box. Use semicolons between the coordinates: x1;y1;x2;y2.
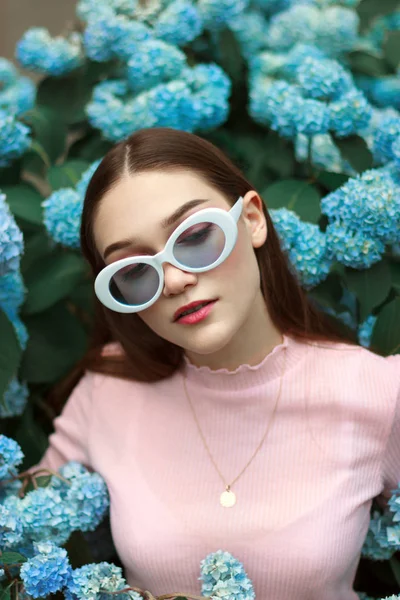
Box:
33;333;400;599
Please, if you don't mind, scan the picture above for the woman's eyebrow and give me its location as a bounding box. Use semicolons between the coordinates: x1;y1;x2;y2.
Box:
103;198;209;261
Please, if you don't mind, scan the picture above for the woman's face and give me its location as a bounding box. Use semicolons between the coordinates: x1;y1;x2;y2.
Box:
92;169;269;366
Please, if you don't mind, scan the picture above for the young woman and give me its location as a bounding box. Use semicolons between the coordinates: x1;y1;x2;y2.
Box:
34;128;400;599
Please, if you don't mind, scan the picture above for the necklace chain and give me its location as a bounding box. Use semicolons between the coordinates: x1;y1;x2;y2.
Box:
182;347;287;507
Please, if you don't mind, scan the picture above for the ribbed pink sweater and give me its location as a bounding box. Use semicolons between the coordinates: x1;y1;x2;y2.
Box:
33;333;400;599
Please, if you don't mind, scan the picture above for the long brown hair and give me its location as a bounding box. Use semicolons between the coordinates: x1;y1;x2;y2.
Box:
56;127;375;402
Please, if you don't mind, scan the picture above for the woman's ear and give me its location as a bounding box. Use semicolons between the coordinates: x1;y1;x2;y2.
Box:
241;190;268;249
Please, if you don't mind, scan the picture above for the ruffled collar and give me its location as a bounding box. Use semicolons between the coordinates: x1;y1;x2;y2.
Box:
180;333;309;392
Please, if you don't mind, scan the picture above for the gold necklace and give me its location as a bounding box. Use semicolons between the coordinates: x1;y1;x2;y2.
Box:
182;347;287;508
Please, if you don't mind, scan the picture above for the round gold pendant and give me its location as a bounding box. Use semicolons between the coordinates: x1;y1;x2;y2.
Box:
220;489;236;507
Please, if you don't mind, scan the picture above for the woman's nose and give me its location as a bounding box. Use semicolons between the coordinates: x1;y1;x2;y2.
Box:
162;262;198;297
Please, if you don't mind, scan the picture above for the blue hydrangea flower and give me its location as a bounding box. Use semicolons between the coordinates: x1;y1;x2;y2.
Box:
49;461;110;532
392;136;400;171
358;314;377;348
373;115;400;164
267;5;359;56
87;79;153;140
281;42;326;78
75;159;102;197
296;56;353;100
197;0;250;30
321;168;400;245
19;486;72;546
316;6;359;56
0;495;24;548
154;0;203;46
328;89;373;137
65;562;142;600
362;510;398;561
16;28;84;76
295;133;351;174
0;110;31;168
267;5;321;50
144;80;199;131
84;11;152;62
228;9;269;59
0;192;24;275
287;222;332;289
249;51;287;82
252;0;293;16
20;541;72;598
1;378;29;418
200;550;255;600
388;483;400;523
6;312;29;351
325;221;385;269
0;434;24;479
269;207;302;252
77;0;138;20
185;63;231;131
42;189;82;249
126;40;186;93
249;79;330;138
0;77;36;117
0;270;26;314
0;58;18;87
366;76;400;111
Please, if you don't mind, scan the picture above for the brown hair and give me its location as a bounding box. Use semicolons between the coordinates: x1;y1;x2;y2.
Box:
54;127;378;404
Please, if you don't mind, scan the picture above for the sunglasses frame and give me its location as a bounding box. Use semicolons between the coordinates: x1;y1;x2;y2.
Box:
94;196;244;313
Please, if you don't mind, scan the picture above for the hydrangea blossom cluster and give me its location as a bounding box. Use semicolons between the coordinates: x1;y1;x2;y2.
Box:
361;483;400;562
0;434;24;479
372;115;400;166
0;58;36;116
249;49;372;140
16;28;85;76
266;3;360;57
321;166;400;268
197;0;250;31
199;549;255;599
42;160;101;249
269;207;332;289
0;459;109;552
86;63;231;141
20;541;72;598
0;110;31;168
356;75;400;112
65;561;142;600
0;192;24;276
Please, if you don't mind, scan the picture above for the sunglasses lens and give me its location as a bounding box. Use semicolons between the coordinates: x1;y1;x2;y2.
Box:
173;222;226;268
109;262;159;306
106;222;227;308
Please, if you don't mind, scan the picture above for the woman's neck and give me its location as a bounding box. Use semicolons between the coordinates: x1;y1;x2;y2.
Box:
184;292;283;372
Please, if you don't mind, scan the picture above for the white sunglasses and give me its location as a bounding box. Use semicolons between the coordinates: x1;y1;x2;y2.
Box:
94;196;244;313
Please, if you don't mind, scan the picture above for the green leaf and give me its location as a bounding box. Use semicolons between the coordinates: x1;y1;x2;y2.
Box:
371;296;400;355
0;161;22;186
20;230;54;275
390;261;400;294
47;160;90;191
332;135;373;174
216;28;245;85
343;260;392;322
22;252;88;315
0;581;14;600
262;179;321;223
357;0;400;30
68;131;112;162
346;50;389;76
20;301;88;384
0;552;27;566
22;106;67;164
0;308;22;401
36;70;93;125
383;30;400;71
307;271;344;313
316;170;350;192
390;556;400;587
1;184;43;225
